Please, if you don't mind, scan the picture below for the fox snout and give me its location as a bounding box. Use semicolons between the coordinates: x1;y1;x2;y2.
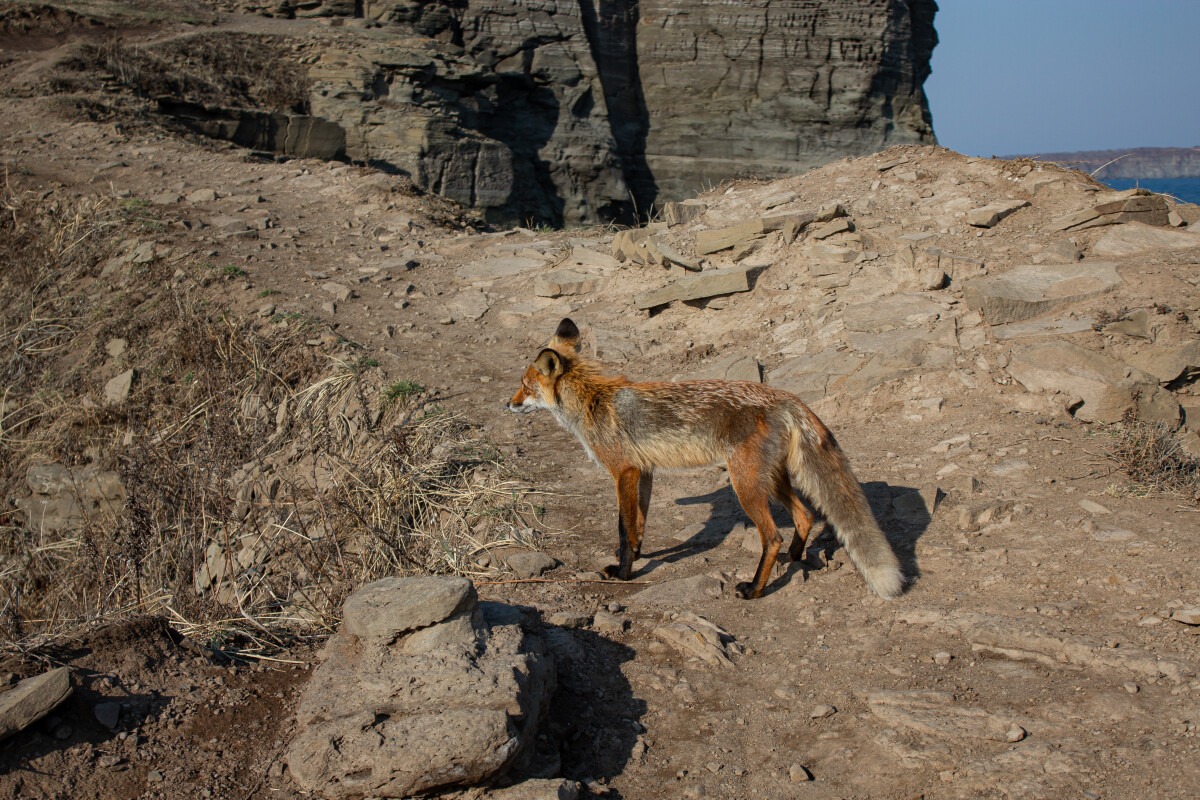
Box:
507;386;535;413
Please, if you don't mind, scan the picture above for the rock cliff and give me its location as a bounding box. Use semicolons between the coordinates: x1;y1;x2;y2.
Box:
195;1;938;225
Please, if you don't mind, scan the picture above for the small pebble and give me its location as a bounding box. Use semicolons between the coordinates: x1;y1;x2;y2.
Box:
1005;725;1026;743
933;651;952;665
810;704;836;719
1124;682;1139;694
789;763;812;782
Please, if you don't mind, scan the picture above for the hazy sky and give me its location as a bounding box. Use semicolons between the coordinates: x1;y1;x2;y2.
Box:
925;0;1200;156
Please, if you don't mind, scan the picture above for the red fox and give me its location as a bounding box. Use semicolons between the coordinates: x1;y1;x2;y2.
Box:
507;319;903;600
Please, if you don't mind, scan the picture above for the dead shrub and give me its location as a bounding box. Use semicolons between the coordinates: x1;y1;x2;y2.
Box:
0;175;538;658
1108;411;1200;503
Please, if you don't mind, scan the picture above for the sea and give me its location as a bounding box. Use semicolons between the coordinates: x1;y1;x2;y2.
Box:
1097;176;1200;205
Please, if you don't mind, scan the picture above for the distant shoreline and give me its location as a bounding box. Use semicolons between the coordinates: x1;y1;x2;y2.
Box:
1004;146;1200;179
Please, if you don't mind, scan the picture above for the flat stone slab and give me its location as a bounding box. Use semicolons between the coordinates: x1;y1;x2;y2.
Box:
0;667;72;741
1126;341;1200;384
1008;342;1180;425
456;255;545;283
1091;222;1200;257
964;262;1121;325
767;349;865;403
634;264;755;310
842;293;947;333
341;576;476;643
991;316;1095;340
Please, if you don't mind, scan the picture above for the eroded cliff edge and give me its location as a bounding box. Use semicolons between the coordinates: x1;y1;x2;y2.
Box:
197;0;938;225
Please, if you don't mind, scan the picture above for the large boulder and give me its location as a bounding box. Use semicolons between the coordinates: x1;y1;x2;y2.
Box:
286;577;555;798
1008;342;1181;426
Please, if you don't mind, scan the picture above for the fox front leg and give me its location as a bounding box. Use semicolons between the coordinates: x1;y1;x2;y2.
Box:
603;467;642;581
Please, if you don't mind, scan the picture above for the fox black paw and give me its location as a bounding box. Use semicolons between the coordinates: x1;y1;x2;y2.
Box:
602;564;631;581
734;582;760;599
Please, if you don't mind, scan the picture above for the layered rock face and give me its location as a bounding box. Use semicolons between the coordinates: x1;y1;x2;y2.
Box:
634;0;938;201
204;1;936;225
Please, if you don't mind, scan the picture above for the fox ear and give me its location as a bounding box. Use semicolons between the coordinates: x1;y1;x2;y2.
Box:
533;348;564;379
548;317;581;354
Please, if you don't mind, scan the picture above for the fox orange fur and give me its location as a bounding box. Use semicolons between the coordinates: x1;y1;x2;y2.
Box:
507;318;903;599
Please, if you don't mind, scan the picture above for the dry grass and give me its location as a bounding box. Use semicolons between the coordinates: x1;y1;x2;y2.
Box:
1108;411;1200;504
55;32;310;114
0;174;538;659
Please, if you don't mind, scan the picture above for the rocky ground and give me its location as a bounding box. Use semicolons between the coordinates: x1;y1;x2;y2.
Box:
3;10;1200;800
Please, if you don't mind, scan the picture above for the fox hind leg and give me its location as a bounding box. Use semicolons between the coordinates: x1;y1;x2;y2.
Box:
774;471;815;563
727;449;782;600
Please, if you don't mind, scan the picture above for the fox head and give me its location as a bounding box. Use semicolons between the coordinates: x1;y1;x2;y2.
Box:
507;318;581;414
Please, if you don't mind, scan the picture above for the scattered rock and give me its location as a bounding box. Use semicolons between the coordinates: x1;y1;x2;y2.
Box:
1126;341;1200;384
105;338;127;358
788;764;812;783
547;611;589;629
1103;308;1151;339
1052;190;1169;231
1092;222;1200;257
591;611;626;634
320;281;353;302
661;201;706;226
0;668;72;742
866;690;1027;742
652;612;734;667
103;368;135;406
186;188;218;203
535;270;601;298
1078;499;1111;515
486;779;581;800
694;219;765;255
966;199;1029;228
634;264;756;310
810;704;836;718
761;191;797;209
1172;608;1200;626
629;574;724;607
949;611;1196;684
456;256;545;283
506;551;557;578
810;217;853;239
340;576;476;643
94;701;120;730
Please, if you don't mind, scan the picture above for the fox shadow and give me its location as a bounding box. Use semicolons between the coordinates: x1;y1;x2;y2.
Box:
642;479;933;597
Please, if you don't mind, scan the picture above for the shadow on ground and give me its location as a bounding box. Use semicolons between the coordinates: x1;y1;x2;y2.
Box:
640;479;934;597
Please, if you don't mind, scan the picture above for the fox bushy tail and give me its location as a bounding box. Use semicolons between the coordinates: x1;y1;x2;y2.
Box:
786;416;904;599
